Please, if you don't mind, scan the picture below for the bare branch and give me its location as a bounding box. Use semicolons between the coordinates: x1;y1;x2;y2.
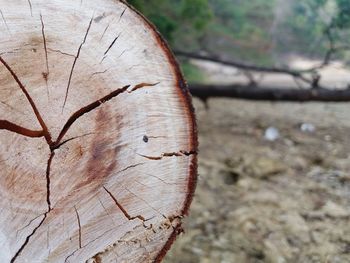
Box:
190;83;350;102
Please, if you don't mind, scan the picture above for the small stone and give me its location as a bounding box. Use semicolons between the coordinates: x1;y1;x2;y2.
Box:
300;123;316;133
264;127;280;141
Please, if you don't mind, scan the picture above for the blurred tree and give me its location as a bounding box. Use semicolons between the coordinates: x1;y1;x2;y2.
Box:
128;0;350;102
205;0;276;64
128;0;350;64
127;0;212;82
128;0;212;43
335;0;350;28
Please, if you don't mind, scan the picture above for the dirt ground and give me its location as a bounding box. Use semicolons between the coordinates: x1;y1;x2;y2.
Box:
164;97;350;263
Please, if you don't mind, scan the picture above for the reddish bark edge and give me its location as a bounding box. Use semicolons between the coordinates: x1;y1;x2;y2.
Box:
121;1;198;261
154;224;184;263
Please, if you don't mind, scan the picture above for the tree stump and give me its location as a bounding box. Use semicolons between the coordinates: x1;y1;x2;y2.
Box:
0;1;197;262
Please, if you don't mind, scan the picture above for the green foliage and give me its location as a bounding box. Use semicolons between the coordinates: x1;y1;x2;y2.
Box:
128;0;350;66
204;0;276;64
181;61;206;83
127;0;212;43
277;0;350;56
279;0;329;55
182;0;212;30
147;13;177;40
335;0;350;28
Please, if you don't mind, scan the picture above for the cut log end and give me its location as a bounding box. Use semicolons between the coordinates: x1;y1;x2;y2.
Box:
0;1;197;262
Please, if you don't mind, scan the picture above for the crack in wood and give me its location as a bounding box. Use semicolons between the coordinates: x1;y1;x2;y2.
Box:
53;132;95;149
116;47;132;59
138;150;197;160
10;214;47;263
103;186;146;222
74;206;82;249
104;33;121;56
129;82;160;93
15;213;45;239
119;8;126;22
40;14;50;88
0;9;10;34
100;7;126;41
64;225;116;263
88;218;179;263
98;197;117;226
0;120;44;138
62;16;94;110
1;39;161;260
88;69;108;80
6;81;158;261
54;85;130;148
116;163;146;174
47;48;75;58
46;152;55;211
27;0;33;17
0;99;25;113
0;56;53;144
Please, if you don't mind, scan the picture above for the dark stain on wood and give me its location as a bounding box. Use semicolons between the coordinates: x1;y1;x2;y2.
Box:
77;106;123;190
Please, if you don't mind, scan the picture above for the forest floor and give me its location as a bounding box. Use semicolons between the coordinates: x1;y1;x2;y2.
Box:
164;60;350;263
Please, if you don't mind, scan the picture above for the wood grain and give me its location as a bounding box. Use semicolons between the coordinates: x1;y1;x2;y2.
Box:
0;1;197;262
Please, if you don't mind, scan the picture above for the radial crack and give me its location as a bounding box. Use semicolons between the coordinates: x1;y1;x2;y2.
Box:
119;8;126;21
0;120;44;138
11;149;57;261
117;163;145;174
55;81;158;147
0;99;23;113
62;16;94;110
40;14;50;99
104;33;121;56
64;227;116;263
11;142;57;261
129;82;160;93
11;214;47;263
0;56;52;144
40;14;49;79
4;78;159;261
74;206;82;249
27;0;33;16
100;8;126;41
15;213;45;239
55;85;130;146
46;152;55;211
52;132;94;150
103;186;145;222
0;9;10;34
138;150;197;160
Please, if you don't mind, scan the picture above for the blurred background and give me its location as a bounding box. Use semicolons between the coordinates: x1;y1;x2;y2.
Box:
129;1;350;262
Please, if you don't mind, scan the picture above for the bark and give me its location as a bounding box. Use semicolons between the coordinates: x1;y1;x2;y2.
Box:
190;84;350;102
0;1;197;262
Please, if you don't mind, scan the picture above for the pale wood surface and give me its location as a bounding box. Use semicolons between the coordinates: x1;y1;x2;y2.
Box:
0;1;197;262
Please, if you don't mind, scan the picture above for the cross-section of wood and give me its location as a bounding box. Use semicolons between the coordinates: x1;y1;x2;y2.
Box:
0;1;197;262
